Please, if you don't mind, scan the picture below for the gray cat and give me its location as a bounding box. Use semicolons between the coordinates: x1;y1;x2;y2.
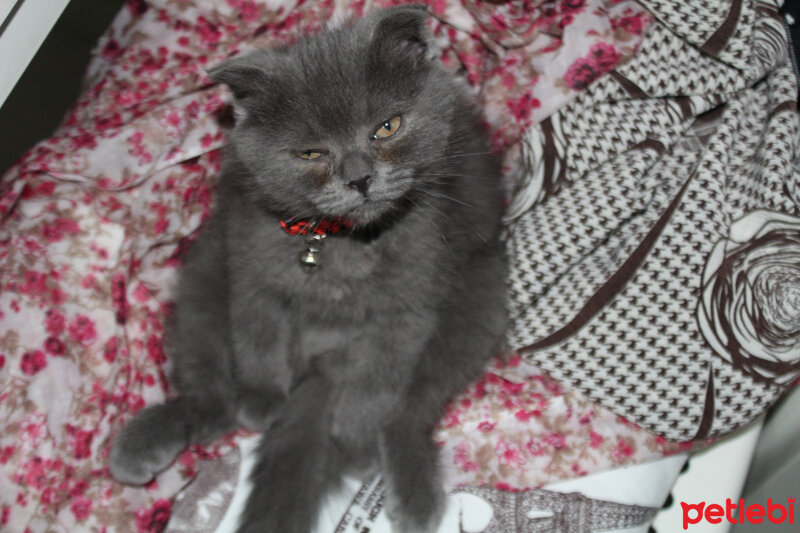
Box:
109;6;507;533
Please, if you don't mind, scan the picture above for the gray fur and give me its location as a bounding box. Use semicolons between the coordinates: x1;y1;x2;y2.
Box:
109;6;507;533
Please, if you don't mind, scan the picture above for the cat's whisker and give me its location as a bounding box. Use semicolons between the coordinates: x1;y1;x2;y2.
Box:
409;196;456;260
415;188;477;210
414;150;495;166
415;192;491;248
421;172;501;182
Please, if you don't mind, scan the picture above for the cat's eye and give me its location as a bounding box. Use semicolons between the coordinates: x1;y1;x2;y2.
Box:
372;116;402;140
298;150;325;160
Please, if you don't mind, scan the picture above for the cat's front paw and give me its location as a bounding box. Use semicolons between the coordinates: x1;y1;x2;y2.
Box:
109;404;188;485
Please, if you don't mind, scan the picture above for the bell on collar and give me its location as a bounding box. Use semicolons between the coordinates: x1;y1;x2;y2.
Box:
299;231;326;272
299;249;320;271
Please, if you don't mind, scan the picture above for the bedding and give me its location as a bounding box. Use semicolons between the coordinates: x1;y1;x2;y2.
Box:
0;0;796;531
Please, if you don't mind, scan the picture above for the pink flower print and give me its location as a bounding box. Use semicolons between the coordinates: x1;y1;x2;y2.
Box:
496;439;526;467
68;315;98;346
70;497;92;521
136;498;172;533
612;437;635;461
103;337;118;364
94;112;124;133
22;457;48;489
68;478;89;501
45;309;66;336
20;351;47;375
196;16;222;47
45;337;65;356
227;0;260;23
0;446;13;465
136;47;168;76
506;91;541;124
128;131;153;165
147;335;166;364
564;42;622;90
543;431;566;450
50;288;66;305
453;442;478;472
112;273;128;324
20;270;48;296
525;438;546;457
571;463;588;476
126;0;149;16
442;408;461;428
69;132;98;150
178;451;197;477
563;57;599;90
544;379;562;396
133;283;150;303
500;378;525;395
558;14;575;30
20;181;56;199
614;14;648;35
477;420;496;432
42;217;81;242
154;217;169;234
101;39;122;61
489;13;509;32
67;426;94;459
560;0;586;16
589;430;604;448
588;42;622;72
514;409;533;421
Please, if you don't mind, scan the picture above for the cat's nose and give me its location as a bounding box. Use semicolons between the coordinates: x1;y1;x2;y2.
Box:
347;175;372;196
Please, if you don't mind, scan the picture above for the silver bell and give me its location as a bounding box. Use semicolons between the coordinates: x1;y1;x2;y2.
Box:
299;249;320;272
305;232;325;252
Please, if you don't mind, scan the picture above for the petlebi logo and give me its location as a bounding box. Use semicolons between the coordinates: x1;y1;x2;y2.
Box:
681;498;796;529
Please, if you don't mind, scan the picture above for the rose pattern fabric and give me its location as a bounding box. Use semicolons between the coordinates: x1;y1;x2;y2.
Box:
435;355;689;491
698;210;800;385
0;0;653;531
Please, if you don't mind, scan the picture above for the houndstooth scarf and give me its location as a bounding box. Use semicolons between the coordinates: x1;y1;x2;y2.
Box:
505;0;800;441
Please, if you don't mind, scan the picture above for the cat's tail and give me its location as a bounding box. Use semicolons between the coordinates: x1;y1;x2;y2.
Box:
236;375;343;533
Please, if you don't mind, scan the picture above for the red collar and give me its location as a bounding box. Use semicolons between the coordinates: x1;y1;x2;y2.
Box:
279;217;353;236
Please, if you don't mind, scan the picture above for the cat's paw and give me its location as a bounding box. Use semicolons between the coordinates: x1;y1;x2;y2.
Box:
236;389;284;431
385;477;446;533
109;405;188;485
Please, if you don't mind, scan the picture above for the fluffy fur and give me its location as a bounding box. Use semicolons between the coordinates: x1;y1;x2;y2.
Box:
110;6;507;533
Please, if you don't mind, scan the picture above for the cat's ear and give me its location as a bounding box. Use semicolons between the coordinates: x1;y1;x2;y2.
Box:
207;53;282;122
370;5;434;66
207;53;275;101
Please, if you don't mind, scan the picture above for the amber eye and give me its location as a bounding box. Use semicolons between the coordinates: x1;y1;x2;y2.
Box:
372;116;402;140
298;150;324;160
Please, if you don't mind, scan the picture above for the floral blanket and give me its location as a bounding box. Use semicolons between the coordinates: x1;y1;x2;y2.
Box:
0;0;746;531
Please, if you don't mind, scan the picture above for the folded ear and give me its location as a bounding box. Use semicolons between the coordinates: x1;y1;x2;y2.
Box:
369;5;432;66
207;53;274;100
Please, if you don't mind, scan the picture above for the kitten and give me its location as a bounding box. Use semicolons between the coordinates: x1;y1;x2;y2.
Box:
109;6;507;533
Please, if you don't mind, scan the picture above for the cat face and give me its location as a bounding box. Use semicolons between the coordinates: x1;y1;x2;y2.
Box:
209;6;460;225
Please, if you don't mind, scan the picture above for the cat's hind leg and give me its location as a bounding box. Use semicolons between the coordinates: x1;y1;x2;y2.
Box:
381;249;507;533
236;374;346;533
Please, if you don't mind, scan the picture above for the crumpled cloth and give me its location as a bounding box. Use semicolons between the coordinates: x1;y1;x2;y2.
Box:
0;0;670;531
